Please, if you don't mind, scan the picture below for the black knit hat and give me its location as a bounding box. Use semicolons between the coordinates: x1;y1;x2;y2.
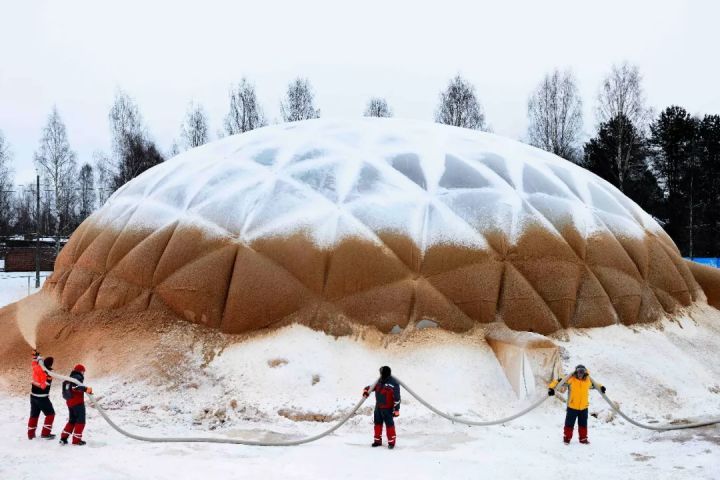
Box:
44;357;54;369
379;366;391;379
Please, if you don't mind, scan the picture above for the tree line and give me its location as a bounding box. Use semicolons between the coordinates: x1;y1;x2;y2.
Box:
0;66;718;257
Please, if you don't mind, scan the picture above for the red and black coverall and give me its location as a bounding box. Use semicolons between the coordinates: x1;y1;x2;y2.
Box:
28;355;55;439
370;377;401;446
61;371;89;445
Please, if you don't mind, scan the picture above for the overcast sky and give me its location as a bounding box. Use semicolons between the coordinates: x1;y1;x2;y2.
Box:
1;0;719;185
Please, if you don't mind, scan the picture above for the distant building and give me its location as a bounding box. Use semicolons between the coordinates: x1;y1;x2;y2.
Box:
0;237;66;272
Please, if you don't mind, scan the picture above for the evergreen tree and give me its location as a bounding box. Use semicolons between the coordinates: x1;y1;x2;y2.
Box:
695;115;720;256
583;114;664;219
649;106;698;255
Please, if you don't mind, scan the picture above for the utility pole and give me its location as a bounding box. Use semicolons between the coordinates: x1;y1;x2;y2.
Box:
35;174;40;288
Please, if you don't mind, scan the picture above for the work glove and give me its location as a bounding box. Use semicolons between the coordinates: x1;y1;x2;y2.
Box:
548;388;555;397
362;387;370;398
393;411;400;417
600;386;606;394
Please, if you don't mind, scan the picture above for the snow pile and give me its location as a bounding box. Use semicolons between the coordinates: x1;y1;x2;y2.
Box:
2;306;719;479
46;119;704;336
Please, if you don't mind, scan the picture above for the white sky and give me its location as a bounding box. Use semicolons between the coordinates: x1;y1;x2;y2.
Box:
1;0;719;185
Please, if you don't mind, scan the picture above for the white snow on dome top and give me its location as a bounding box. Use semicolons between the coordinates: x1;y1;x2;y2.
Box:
98;118;660;250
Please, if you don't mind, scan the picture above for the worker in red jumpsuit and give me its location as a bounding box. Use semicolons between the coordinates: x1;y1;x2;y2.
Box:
60;364;93;446
28;350;55;440
363;366;401;449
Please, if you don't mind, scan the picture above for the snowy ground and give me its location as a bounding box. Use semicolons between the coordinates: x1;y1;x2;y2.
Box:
1;281;719;479
0;271;51;306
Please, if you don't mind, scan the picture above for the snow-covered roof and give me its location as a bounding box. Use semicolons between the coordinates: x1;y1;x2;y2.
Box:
99;118;660;250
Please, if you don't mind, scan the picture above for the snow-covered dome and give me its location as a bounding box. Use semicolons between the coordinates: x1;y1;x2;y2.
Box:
48;119;701;334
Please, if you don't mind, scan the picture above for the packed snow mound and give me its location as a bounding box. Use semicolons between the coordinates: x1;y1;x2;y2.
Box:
46;119;705;334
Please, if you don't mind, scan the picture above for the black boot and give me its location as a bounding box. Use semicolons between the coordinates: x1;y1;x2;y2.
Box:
371;441;382;447
59;438;68;445
41;434;56;440
388;443;395;450
74;440;87;446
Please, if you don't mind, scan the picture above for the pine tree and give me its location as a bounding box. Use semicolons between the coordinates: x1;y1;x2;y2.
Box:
649;106;698;256
695;115;720;256
584;114;664;220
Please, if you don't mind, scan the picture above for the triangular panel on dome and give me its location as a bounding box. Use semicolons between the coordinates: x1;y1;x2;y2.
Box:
423;201;490;253
189;177;268;238
522;163;574;199
425;259;504;323
386;153;428;190
412;278;476;332
110;221;178;288
221;245;317;333
473;153;516;189
242;179;332;240
155;244;238;329
336;279;415;332
437;154;492;190
152;221;233;286
498;263;562;334
570;266;617;328
323;235;411;301
250;233;329;295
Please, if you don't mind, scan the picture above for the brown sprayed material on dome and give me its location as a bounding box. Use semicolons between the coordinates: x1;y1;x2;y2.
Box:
45;222;701;335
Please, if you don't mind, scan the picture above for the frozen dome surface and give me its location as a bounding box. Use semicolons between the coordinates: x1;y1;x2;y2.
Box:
48;119;700;335
102;118;659;249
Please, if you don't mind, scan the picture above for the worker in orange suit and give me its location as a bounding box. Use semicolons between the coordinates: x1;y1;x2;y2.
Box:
28;350;56;440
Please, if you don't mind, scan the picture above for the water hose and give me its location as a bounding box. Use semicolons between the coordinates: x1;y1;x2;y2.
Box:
38;359;719;446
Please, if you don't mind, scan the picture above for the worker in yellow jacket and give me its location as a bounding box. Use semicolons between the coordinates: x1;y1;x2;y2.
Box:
548;364;605;444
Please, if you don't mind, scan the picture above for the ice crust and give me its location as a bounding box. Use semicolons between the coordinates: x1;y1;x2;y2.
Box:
100;118;660;250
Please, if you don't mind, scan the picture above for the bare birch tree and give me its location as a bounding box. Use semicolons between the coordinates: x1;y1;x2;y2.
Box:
224;78;266;135
0;130;14;235
93;150;114;206
34;107;77;249
180;102;210;150
280;78;320;122
435;75;486;130
527;69;583;162
596;62;651;191
364;97;393;118
108;90;164;191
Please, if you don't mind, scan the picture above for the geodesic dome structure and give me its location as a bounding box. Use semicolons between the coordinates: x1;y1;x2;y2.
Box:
46;119;702;334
